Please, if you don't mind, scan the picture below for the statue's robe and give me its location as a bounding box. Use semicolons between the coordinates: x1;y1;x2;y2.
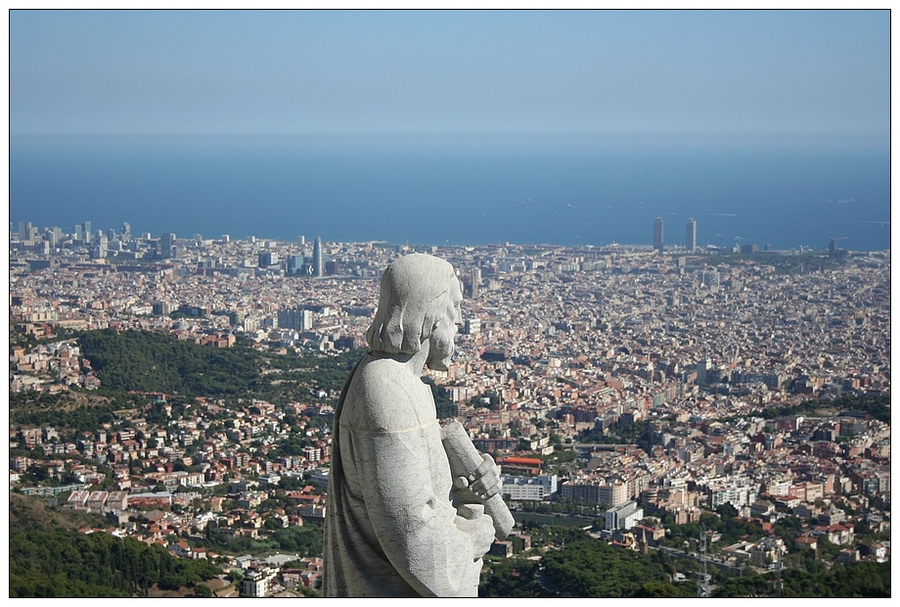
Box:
323;352;484;597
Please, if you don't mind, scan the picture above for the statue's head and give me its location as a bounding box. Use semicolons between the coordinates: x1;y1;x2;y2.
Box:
366;254;462;370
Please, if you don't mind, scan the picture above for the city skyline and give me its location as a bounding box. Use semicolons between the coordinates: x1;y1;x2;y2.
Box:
11;213;877;257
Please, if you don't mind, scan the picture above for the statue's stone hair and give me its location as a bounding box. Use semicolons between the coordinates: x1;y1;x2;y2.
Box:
366;254;458;355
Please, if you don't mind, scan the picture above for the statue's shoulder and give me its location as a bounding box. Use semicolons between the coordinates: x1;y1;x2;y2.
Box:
342;356;431;432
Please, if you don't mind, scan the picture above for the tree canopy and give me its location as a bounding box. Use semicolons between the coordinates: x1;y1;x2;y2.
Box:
78;329;263;395
10;529;221;597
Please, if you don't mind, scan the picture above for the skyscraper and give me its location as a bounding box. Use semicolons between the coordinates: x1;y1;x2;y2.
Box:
287;254;305;276
278;308;313;331
258;251;275;267
92;235;108;259
685;218;697;252
653;218;664;253
159;233;176;259
470;267;481;299
313;237;324;277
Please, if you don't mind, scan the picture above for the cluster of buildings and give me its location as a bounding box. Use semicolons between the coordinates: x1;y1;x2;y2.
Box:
9;220;891;590
11;404;332;595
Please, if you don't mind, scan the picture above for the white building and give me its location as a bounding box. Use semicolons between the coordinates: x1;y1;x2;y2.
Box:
464;317;481;335
242;566;278;597
708;476;759;509
501;474;557;501
597;481;629;508
605;500;643;531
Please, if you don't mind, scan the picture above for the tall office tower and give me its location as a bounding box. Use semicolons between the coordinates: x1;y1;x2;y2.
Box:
470;267;481;299
313;236;324;277
258;251;276;267
18;221;31;241
685;218;697;252
82;221;92;243
74;224;83;241
281;308;315;331
278;308;301;331
91;236;108;259
828;238;836;256
653;217;664;253
160;232;176;259
121;222;131;240
287;254;305;275
696;358;709;386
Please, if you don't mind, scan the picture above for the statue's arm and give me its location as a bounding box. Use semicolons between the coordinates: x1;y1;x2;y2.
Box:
349;423;494;596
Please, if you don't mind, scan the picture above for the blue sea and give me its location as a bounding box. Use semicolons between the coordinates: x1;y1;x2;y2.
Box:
9;133;891;251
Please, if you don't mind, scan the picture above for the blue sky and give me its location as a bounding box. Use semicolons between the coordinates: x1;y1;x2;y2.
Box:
8;8;890;138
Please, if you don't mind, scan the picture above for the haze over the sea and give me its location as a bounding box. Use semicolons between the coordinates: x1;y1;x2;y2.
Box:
9;131;890;251
8;9;890;251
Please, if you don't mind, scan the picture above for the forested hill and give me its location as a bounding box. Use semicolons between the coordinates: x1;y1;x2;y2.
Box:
10;493;222;597
10;490;107;533
78;329;263;395
75;329;364;402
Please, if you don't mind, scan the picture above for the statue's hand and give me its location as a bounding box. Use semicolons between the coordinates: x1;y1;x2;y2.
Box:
453;504;495;559
453;453;501;501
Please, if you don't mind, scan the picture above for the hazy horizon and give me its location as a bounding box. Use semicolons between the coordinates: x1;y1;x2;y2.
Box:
8;9;891;251
11;131;890;251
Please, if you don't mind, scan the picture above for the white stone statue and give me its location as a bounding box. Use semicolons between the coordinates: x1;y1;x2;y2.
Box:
323;253;512;597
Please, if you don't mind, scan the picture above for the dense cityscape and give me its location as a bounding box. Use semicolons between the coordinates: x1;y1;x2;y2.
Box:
8;218;891;597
